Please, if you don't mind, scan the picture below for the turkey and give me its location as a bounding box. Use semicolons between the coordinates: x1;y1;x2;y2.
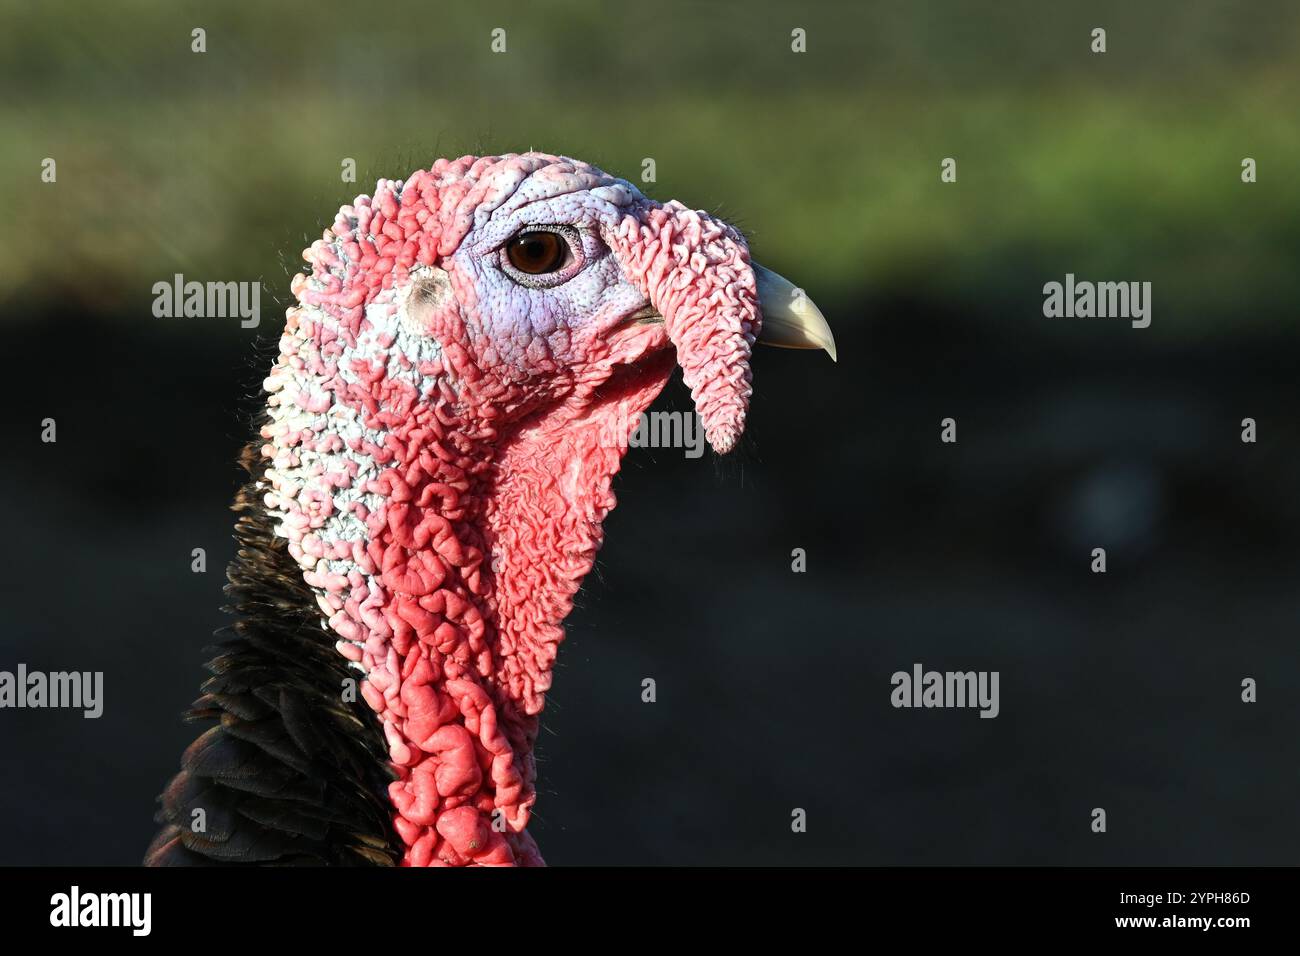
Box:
145;152;835;866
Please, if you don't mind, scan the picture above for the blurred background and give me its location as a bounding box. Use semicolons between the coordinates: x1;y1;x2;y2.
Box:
1;0;1298;865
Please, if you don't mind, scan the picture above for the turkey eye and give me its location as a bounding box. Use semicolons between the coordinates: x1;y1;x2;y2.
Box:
506;231;567;274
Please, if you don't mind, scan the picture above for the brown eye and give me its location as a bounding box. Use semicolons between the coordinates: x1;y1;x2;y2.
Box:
506;230;567;274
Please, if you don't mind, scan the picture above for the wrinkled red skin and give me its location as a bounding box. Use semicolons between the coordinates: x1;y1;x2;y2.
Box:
263;153;758;865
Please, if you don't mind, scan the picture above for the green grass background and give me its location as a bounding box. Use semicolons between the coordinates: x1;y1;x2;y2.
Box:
4;0;1298;336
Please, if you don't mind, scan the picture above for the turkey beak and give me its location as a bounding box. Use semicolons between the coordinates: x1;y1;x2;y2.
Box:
752;262;837;362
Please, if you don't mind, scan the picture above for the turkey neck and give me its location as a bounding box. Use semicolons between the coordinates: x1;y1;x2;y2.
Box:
281;354;674;866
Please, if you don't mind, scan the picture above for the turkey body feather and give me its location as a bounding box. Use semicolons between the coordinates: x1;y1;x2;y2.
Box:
145;426;400;866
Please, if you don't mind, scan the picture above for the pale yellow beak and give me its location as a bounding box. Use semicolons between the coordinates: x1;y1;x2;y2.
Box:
752;262;837;362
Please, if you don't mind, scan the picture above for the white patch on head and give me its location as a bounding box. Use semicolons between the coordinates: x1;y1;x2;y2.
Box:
262;266;447;666
401;265;453;336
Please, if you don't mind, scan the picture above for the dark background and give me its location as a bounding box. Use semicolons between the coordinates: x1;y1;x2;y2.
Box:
2;1;1298;865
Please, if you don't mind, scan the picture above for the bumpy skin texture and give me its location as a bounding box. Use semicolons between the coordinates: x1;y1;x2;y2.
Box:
263;153;758;865
146;437;400;866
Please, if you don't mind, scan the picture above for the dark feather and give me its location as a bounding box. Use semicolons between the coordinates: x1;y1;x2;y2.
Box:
145;423;399;866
